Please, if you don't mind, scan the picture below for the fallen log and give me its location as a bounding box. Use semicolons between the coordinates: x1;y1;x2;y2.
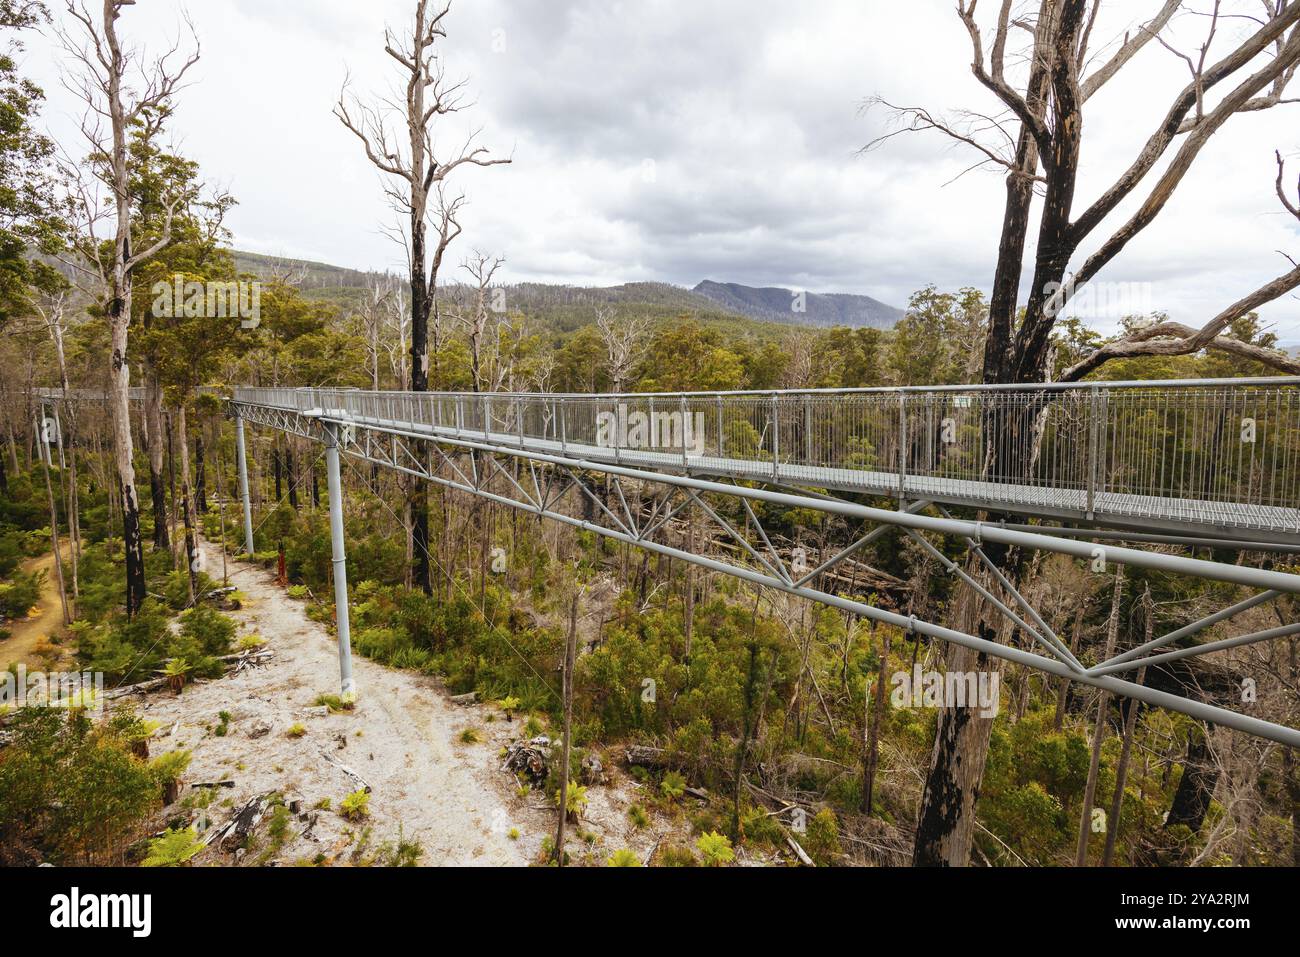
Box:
103;650;274;701
623;744;675;769
201;793;271;852
786;835;814;867
319;749;371;793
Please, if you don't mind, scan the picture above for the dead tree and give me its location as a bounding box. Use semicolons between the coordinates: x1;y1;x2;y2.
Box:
553;588;580;866
358;276;396;390
449;250;505;393
595;307;649;395
57;0;198;616
1075;565;1125;866
871;0;1300;866
334;0;509;593
1103;585;1152;866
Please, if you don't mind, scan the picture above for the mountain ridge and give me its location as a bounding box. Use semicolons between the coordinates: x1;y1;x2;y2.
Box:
231;250;903;329
692;280;903;329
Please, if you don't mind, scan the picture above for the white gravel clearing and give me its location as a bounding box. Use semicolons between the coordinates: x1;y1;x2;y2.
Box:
126;549;549;866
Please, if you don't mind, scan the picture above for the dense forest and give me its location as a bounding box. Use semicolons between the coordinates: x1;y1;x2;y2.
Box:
2;0;1300;870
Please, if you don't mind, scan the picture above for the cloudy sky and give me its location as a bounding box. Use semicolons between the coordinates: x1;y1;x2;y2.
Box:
18;0;1300;338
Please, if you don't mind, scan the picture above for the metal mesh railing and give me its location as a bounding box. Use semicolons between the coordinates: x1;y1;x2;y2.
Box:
231;377;1300;533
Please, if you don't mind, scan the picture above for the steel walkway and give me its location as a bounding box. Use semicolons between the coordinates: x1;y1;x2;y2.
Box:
232;377;1300;543
34;378;1300;744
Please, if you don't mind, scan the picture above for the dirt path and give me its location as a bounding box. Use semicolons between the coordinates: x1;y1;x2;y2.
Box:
1;545;73;672
126;549;549;866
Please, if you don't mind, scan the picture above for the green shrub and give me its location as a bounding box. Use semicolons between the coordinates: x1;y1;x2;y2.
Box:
314;693;355;713
607;848;641;867
0;708;160;864
660;770;686;801
149;750;192;804
142;826;204;866
696;831;734;867
657;844;697;867
556;781;588;821
803;808;842;866
0;570;43;619
339;789;370;821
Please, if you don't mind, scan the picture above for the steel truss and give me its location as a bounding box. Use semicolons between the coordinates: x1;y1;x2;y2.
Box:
224;398;1300;748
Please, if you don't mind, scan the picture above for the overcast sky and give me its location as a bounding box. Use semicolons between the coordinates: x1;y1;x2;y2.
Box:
18;0;1300;338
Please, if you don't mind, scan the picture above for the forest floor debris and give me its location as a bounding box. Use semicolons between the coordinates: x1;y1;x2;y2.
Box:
121;546;690;866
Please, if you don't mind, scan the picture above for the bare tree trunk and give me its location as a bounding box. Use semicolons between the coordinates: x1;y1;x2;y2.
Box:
145;371;169;550
553;589;579;866
683;516;695;662
886;0;1300;866
194;428;206;514
1076;565;1126;866
913;574;1006;866
1165;732;1218;835
177;404;199;601
36;416;70;626
1054;603;1085;730
335;1;508;595
732;640;762;839
862;621;889;816
1103;585;1150;866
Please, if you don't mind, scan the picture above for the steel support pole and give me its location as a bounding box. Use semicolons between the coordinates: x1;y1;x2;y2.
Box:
234;413;255;555
323;421;356;696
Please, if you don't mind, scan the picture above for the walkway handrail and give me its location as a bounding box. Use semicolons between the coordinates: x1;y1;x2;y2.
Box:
232;375;1300;401
230;377;1300;537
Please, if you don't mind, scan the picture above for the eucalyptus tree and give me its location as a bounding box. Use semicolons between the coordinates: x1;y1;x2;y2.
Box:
868;0;1300;865
335;0;510;592
56;0;198;616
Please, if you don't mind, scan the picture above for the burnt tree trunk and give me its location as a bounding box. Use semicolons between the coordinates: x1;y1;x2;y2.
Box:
1166;733;1218;835
862;621;889;816
194;429;206;514
1075;565;1125;866
553;589;579;866
1103;586;1152;866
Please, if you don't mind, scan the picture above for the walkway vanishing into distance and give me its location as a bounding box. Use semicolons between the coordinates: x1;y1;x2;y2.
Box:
234;378;1300;543
30;378;1300;745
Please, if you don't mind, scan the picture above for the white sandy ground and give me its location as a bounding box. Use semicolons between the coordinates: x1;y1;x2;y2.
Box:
117;544;694;867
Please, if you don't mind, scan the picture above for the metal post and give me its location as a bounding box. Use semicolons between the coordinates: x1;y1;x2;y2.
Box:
680;395;689;468
559;397;568;454
1086;386;1100;520
898;393;908;505
235;414;255;555
716;396;724;458
323;420;356;697
771;393;780;480
803;396;812;464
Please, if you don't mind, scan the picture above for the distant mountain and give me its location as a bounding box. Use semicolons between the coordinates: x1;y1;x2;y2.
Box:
692;280;903;329
230;250;903;332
